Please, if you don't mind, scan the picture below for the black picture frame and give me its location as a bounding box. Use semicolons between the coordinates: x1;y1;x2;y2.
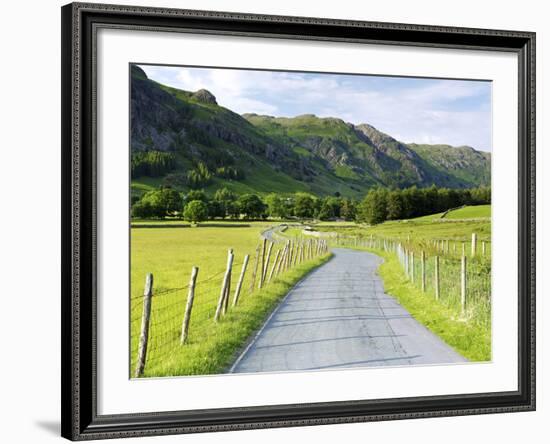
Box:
61;2;536;440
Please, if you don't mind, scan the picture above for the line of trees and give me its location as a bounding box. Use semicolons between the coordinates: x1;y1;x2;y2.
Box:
131;184;490;224
131;151;176;177
356;185;491;225
132;155;245;189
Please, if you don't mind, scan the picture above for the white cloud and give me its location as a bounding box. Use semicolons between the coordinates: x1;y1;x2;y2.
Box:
138;65;491;151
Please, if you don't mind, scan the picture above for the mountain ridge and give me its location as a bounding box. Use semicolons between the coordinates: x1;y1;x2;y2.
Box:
130;65;491;198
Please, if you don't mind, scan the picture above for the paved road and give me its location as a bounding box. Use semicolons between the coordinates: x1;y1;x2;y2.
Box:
230;248;466;373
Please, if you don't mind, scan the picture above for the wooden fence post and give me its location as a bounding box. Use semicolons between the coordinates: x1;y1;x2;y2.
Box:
268;249;281;283
249;244;260;293
462;241;466;256
421;251;426;292
277;244;288;276
223;249;234;315
410;252;415;283
181;266;199;344
471;233;477;257
434;256;440;300
214;249;234;322
482;241;486;256
260;241;273;288
258;238;267;289
288;240;293;264
461;255;467;315
232;254;249;307
134;273;153;377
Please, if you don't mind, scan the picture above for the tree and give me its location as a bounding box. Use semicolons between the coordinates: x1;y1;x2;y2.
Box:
214;187;237;203
185;189;208;203
386;191;403;220
207;200;224;219
317;197;341;220
265;193;288;219
340;198;357;221
357;188;388;225
423;185;439;215
237;194;266;219
470;186;491;204
131;200;155;219
183;200;208;224
186;162;212;188
131;151;176;178
214;187;238;218
139;187;182;218
399;186;424;218
293;193;317;219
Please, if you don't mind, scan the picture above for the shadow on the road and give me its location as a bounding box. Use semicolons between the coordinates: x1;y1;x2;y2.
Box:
253;334;406;350
304;355;423;370
292;289;382;295
270;313;412;328
288;297;385;302
279;306;403;314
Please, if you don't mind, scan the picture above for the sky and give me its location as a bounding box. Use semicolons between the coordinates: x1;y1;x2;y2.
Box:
139;64;492;152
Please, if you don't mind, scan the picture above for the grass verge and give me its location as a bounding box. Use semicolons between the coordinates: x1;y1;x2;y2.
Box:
367;248;491;362
137;253;332;377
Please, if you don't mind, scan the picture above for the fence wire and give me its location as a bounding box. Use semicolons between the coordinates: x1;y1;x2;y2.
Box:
131;236;330;377
331;234;491;330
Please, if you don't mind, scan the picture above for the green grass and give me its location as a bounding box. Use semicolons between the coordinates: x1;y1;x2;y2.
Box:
410;205;491;222
319;211;491;246
334;164;360;180
368;249;490;361
444;204;491;219
131;223;331;377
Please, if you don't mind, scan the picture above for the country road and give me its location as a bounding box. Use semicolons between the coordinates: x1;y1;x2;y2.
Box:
230;248;466;373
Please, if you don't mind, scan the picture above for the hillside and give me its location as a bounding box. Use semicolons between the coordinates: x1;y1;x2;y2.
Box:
130;65;491;198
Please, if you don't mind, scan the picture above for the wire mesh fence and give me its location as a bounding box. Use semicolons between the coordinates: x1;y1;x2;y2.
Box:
330;233;491;329
130;235;330;377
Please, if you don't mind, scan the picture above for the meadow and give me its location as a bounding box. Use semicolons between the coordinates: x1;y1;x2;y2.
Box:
130;221;330;377
131;204;491;377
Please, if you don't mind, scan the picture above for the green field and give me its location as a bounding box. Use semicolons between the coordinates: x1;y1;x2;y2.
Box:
130;221;330;377
444;204;491;219
411;204;491;222
131;205;491;376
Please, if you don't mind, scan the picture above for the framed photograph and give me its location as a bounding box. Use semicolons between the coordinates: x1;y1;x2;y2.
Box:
61;2;535;440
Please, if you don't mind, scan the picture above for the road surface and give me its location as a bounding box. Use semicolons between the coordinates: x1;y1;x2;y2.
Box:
230;248;466;373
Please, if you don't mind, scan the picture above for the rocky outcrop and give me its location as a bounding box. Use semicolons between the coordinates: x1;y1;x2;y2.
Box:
192;89;217;105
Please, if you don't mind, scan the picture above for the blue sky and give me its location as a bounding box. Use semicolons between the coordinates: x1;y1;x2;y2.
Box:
139;64;492;152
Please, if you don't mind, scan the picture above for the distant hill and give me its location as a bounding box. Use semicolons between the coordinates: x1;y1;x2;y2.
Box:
130;65;491;198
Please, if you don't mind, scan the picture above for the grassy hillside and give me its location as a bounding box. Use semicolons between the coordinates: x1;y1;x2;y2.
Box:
130;64;491;199
445;205;491;219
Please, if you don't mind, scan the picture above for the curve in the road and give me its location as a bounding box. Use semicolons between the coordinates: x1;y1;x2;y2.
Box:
229;248;466;374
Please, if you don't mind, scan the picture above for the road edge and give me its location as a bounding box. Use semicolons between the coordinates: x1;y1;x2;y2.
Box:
226;254;335;374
